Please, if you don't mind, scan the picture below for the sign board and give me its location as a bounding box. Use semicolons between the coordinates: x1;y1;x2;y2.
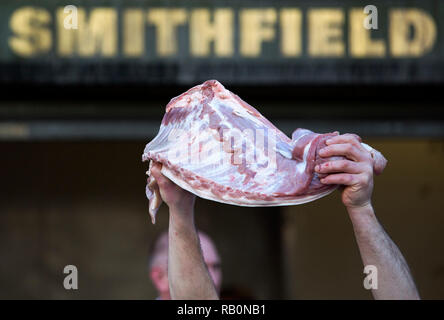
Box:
0;0;443;84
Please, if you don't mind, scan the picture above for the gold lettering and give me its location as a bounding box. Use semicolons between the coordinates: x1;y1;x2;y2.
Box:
390;9;436;57
147;8;187;56
9;7;52;57
123;9;145;57
190;9;233;57
308;9;344;57
240;9;276;57
57;8;117;57
349;9;385;57
280;9;302;57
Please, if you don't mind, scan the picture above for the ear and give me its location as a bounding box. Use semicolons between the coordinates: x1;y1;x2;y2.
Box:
150;266;169;292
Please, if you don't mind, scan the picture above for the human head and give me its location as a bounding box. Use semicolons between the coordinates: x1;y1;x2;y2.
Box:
149;230;222;299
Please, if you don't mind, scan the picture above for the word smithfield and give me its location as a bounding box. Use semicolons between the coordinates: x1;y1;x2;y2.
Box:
7;4;438;58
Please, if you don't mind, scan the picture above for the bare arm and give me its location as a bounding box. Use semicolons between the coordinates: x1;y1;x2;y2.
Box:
347;204;419;299
316;134;419;300
151;162;218;300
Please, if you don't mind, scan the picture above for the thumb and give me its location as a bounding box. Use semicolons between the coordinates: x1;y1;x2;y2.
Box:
150;162;168;187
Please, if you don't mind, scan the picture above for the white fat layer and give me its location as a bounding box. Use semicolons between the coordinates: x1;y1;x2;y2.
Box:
161;166;338;206
295;141;312;174
361;142;373;152
210;97;265;128
276;143;293;159
292;132;309;144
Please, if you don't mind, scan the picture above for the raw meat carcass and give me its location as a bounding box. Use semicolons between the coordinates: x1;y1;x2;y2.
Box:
142;80;386;223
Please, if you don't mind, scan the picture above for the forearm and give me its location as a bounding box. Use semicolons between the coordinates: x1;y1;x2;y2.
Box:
348;204;419;300
168;206;218;300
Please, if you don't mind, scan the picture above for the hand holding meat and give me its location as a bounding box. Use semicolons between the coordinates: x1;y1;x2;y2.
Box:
150;162;218;299
315;134;384;209
149;162;195;218
150;161;195;211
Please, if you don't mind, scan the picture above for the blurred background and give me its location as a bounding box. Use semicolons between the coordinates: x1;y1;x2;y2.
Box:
1;0;443;299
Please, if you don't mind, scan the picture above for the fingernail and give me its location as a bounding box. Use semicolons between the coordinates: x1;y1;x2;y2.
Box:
326;139;332;145
315;165;320;172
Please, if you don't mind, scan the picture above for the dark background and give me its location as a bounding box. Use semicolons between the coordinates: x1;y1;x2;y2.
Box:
1;0;444;299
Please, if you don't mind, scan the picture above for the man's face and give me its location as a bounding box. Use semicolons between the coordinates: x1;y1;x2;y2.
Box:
150;233;222;298
200;235;222;293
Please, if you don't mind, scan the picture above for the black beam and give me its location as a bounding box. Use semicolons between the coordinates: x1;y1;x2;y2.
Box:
1;119;443;141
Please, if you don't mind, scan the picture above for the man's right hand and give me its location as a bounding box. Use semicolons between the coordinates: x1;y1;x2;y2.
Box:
151;162;218;300
150;162;195;213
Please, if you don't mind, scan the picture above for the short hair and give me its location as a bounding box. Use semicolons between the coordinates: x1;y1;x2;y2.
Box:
148;231;169;270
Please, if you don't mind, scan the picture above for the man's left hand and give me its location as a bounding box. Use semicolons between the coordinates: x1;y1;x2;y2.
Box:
315;134;374;209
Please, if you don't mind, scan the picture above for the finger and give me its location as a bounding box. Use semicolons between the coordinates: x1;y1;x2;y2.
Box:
315;160;363;174
150;161;162;176
318;143;366;161
320;173;358;186
325;133;363;148
150;162;169;188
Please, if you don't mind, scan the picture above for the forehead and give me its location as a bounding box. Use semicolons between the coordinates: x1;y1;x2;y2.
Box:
200;236;220;263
